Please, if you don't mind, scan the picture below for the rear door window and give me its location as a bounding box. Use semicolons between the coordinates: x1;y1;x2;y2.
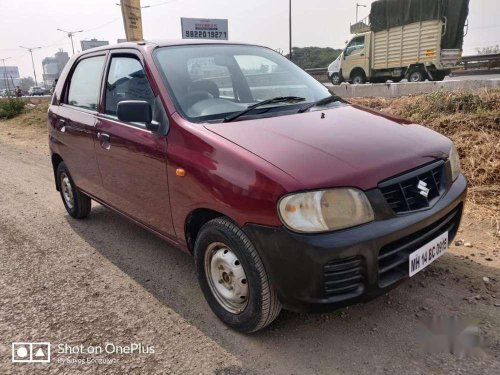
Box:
104;56;155;116
67;56;106;110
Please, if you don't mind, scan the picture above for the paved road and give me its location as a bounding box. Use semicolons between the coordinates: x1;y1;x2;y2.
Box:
0;141;499;374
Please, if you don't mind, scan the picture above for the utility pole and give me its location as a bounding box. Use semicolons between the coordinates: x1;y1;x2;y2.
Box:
289;0;292;61
1;57;12;94
57;28;84;54
19;46;41;86
356;3;367;23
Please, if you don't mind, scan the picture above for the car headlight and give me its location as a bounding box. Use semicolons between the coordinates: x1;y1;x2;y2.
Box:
278;188;374;233
449;144;461;181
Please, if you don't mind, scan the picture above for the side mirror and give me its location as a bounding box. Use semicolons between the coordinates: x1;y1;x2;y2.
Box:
117;100;156;130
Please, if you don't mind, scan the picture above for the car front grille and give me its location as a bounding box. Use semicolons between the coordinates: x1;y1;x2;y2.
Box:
324;256;364;298
380;161;446;214
377;204;462;288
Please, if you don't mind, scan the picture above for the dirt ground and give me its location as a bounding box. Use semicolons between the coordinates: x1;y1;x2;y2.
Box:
0;98;499;374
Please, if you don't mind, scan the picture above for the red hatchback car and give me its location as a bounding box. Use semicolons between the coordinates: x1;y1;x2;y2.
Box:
48;40;466;332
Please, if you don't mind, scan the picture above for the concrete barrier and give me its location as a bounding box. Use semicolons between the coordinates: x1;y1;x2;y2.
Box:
328;79;500;98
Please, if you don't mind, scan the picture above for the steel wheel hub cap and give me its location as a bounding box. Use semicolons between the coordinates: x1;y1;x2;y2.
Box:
61;173;74;209
205;242;248;314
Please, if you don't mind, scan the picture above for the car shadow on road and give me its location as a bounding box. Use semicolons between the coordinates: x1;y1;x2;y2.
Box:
66;204;500;374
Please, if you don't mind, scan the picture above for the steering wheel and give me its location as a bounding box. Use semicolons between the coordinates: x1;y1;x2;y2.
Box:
179;91;214;110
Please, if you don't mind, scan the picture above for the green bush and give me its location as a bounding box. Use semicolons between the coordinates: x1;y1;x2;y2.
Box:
0;98;25;119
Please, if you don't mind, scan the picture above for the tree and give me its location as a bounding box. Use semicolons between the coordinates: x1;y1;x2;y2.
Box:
286;47;343;69
19;77;35;91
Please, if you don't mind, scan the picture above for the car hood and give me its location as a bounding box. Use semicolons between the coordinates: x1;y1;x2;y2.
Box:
204;104;451;190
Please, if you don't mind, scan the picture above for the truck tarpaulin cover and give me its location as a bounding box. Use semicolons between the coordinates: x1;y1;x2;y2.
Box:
369;0;469;49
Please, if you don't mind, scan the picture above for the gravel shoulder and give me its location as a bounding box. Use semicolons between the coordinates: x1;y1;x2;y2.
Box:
0;110;499;374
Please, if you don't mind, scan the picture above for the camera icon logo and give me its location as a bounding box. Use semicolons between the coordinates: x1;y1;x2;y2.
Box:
12;342;50;363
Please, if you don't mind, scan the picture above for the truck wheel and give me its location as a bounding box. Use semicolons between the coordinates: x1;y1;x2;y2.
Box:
351;71;366;84
408;68;425;82
57;162;91;219
194;217;281;333
330;73;342;85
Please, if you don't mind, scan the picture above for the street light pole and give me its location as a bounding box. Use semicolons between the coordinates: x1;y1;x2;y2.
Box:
57;28;84;54
1;57;12;93
19;46;41;86
289;0;292;61
356;2;367;23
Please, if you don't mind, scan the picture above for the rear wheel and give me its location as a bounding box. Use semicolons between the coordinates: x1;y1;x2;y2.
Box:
57;162;91;219
408;68;426;82
351;71;366;84
194;217;281;332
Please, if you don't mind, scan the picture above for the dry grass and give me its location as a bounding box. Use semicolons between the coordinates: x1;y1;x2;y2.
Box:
350;89;500;219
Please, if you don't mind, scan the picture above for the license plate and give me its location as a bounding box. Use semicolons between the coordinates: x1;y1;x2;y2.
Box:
409;232;448;277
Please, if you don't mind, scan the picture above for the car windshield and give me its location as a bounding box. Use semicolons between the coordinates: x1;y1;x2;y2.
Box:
154;44;332;122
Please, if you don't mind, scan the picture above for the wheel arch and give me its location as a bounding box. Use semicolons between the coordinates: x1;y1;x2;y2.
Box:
350;67;366;80
51;153;64;191
185;208;228;254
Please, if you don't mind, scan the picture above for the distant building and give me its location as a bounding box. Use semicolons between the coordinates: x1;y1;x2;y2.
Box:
0;65;21;90
117;39;127;44
81;39;109;51
42;49;70;87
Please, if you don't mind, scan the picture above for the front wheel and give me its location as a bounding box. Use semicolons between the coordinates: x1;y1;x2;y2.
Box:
194;218;281;333
330;73;342;85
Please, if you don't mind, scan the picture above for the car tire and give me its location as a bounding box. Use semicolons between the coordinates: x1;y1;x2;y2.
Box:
194;217;281;333
57;162;91;219
330;73;342;85
351;71;366;84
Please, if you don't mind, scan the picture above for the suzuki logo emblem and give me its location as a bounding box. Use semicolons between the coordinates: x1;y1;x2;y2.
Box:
417;180;430;198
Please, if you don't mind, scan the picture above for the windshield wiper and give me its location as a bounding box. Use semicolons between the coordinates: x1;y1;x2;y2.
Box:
223;96;306;122
298;95;345;113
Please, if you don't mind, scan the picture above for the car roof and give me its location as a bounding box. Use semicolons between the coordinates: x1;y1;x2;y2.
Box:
78;39;263;54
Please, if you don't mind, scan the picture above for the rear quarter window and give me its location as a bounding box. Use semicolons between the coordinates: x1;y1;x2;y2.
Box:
67;55;106;110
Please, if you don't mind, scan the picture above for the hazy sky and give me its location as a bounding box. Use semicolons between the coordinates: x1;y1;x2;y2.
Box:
1;0;499;81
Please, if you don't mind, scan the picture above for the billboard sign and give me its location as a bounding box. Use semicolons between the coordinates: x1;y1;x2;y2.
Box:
181;18;228;40
0;66;20;79
80;40;109;51
120;0;144;41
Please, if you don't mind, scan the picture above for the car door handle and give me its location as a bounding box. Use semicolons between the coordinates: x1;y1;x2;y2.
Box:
97;132;111;149
58;119;66;132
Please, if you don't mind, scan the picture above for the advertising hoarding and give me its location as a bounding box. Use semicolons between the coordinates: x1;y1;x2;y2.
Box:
181;18;228;40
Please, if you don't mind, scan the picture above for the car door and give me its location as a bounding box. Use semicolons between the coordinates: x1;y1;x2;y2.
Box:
94;50;175;238
56;52;107;198
342;35;368;80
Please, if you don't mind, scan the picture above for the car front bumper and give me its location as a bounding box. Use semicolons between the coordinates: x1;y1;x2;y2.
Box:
243;173;467;313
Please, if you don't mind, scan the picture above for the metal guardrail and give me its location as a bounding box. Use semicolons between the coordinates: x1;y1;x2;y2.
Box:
461;53;500;71
461;53;500;63
304;68;328;74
